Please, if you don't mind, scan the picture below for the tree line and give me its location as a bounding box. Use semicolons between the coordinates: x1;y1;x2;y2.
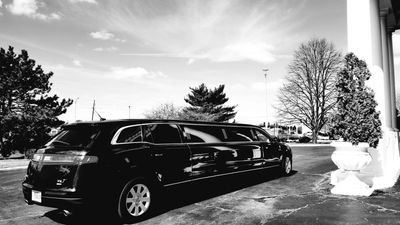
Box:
0;46;237;157
1;37;380;156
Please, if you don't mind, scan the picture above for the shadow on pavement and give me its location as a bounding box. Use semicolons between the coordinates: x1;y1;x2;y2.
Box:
43;168;297;224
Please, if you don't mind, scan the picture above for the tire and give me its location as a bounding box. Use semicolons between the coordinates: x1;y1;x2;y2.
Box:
281;155;292;176
117;178;154;223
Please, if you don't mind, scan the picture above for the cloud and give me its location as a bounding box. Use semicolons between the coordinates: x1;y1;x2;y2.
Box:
251;79;284;92
187;58;195;65
7;0;61;21
230;84;246;91
251;82;265;91
207;42;276;63
0;0;3;7
69;0;97;4
101;1;304;64
90;30;114;40
115;38;126;43
72;59;82;66
46;64;66;71
90;30;126;43
109;67;167;80
93;46;118;52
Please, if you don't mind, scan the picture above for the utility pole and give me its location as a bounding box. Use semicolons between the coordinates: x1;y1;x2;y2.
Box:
74;97;79;121
263;68;269;128
91;100;95;121
128;105;131;119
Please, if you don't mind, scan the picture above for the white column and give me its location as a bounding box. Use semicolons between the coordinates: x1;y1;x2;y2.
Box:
380;13;394;129
343;0;400;190
347;0;388;128
387;31;398;130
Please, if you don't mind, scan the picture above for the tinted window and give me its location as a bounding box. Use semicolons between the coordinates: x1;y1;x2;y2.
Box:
142;125;153;143
254;129;270;142
116;126;142;143
46;127;99;148
183;125;226;143
146;124;181;144
225;127;256;142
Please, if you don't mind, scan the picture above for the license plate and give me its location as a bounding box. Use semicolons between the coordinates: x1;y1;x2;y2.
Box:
31;190;42;203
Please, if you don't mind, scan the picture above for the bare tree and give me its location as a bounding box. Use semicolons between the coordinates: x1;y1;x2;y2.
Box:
144;102;222;121
275;38;342;143
144;103;182;120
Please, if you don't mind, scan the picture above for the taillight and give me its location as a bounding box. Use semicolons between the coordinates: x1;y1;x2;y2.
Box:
32;154;42;162
32;153;98;165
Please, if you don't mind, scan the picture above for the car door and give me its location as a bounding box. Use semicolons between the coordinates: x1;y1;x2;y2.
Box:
180;124;226;178
254;128;281;166
110;124;152;170
144;123;192;185
224;126;264;170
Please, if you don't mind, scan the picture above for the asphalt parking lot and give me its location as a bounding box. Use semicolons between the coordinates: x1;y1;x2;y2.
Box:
3;145;399;225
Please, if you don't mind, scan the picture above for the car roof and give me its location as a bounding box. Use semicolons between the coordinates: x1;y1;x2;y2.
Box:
63;119;261;129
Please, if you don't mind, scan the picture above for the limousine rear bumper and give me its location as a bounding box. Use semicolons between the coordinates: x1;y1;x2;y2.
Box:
22;182;86;209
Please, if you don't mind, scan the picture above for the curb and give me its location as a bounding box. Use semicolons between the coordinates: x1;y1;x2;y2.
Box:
288;143;333;147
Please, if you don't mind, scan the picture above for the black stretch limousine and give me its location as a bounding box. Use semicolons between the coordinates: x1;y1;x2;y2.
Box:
22;119;292;223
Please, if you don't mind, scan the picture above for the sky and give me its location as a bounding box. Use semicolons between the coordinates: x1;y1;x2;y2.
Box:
1;0;399;125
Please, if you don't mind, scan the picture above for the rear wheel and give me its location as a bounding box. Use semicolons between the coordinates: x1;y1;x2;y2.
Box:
281;156;292;176
117;178;154;223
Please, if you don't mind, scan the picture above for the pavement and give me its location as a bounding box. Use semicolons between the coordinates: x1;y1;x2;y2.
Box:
1;145;400;224
137;145;400;225
0;159;29;171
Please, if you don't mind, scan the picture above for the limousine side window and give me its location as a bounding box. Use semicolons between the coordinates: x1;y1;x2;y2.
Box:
145;124;182;144
115;126;142;143
182;125;226;143
142;125;153;143
225;127;257;142
254;129;271;143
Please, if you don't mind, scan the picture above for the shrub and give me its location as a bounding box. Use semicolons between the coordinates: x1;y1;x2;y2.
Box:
332;53;382;148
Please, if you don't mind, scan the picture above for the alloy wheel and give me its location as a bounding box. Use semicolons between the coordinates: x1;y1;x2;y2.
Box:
125;184;151;217
285;157;292;174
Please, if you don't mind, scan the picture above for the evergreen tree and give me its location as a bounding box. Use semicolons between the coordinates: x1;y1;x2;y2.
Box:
0;46;73;157
183;83;236;122
332;53;382;148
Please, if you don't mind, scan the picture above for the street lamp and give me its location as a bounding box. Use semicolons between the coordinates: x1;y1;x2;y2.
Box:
74;97;79;121
128;105;131;119
262;69;269;128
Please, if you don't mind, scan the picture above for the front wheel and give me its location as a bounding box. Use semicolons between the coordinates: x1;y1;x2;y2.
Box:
281;156;292;176
117;178;154;223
